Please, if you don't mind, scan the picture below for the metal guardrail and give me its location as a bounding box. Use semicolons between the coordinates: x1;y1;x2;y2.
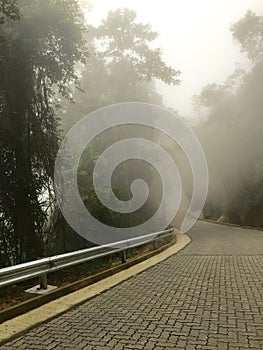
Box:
0;228;174;290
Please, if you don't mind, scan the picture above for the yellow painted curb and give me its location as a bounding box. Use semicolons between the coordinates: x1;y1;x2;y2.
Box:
0;230;190;344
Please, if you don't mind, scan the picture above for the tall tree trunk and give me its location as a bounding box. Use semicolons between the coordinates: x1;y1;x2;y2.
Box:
10;73;43;262
13;138;43;262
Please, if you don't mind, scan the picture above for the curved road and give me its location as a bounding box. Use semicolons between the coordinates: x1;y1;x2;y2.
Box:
1;221;263;349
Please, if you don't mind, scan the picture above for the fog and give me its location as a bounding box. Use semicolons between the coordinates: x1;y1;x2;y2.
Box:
87;0;263;119
69;2;263;230
1;0;262;266
196;56;263;226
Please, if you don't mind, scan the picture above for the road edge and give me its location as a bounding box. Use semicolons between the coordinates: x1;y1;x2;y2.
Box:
199;218;263;231
0;230;191;345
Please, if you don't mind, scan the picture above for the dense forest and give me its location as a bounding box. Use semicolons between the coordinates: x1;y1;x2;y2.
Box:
0;1;262;267
0;0;179;266
196;10;263;227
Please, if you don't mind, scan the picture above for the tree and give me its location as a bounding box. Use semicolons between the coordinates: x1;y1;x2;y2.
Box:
196;10;263;227
63;8;180;131
0;0;87;265
94;8;179;84
0;0;20;24
52;8;181;251
231;10;263;62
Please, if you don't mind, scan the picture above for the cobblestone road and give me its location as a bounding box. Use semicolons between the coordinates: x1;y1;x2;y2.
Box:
1;221;263;350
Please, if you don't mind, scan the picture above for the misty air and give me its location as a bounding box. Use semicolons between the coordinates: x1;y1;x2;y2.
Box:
0;1;262;349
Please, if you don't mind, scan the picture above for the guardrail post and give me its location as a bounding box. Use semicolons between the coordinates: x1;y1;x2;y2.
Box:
39;273;48;290
153;238;158;250
121;250;126;263
37;257;48;290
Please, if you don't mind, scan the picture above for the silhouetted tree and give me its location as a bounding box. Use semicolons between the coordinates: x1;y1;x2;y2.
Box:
0;0;87;265
63;8;180;131
196;10;263;227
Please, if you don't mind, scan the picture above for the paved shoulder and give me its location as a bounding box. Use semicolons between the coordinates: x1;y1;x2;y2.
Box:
1;221;263;350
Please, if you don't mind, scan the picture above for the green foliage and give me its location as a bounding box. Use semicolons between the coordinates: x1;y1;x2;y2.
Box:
94;8;180;85
58;8;181;243
231;10;263;62
0;0;20;24
197;11;263;227
0;0;87;265
77;145;144;228
0;6;180;263
63;8;180;131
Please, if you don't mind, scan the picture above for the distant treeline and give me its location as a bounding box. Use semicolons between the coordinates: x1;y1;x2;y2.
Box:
195;10;263;227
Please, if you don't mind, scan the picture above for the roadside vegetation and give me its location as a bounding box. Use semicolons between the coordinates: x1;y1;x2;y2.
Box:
195;11;263;227
0;1;178;267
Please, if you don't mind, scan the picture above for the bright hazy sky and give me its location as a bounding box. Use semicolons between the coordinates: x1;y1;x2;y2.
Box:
87;1;263;119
